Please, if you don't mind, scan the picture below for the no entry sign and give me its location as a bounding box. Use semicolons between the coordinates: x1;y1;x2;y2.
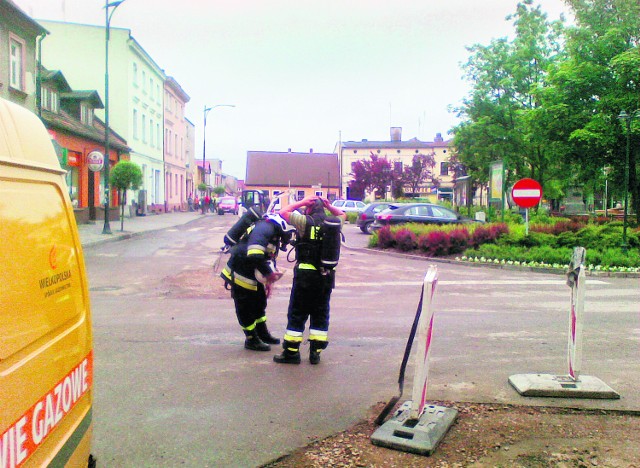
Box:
512;178;542;208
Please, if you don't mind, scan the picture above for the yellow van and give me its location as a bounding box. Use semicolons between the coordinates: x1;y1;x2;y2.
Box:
0;97;94;467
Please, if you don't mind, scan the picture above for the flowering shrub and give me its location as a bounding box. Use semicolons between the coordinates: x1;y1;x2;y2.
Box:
394;228;417;251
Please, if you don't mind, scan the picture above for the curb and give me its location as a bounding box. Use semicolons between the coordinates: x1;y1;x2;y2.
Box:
342;244;640;278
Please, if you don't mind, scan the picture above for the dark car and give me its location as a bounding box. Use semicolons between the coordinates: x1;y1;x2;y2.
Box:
217;196;239;215
356;202;391;234
371;203;477;229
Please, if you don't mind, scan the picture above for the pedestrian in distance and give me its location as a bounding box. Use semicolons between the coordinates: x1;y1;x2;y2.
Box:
203;194;210;215
274;196;346;365
220;214;295;351
194;195;200;212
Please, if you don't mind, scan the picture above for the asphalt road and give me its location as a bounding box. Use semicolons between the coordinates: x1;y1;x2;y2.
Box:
83;216;640;467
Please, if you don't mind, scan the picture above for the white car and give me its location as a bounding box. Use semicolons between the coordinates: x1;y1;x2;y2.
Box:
331;199;367;213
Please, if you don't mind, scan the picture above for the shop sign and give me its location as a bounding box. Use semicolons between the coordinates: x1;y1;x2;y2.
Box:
87;151;104;172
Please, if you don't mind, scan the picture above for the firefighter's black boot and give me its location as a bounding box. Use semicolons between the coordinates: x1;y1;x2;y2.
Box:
309;340;327;365
273;350;301;364
273;340;301;364
244;335;271;352
256;321;281;345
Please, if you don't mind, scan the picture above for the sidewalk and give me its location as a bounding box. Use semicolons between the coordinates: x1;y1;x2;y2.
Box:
77;210;205;248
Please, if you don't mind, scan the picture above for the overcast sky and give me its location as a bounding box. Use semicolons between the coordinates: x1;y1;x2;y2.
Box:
15;0;571;179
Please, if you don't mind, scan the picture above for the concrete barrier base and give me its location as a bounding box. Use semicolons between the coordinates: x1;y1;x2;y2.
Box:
509;373;620;399
371;401;457;456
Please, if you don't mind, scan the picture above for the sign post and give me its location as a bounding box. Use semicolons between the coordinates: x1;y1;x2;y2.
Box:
511;178;542;235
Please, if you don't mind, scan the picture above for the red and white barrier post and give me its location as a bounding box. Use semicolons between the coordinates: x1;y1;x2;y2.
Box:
567;248;586;381
410;266;438;420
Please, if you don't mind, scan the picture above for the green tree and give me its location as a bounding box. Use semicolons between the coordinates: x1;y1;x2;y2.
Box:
547;0;640;214
110;160;143;231
453;0;566;204
197;182;207;195
212;185;226;196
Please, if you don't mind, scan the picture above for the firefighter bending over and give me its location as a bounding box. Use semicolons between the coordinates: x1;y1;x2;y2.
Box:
221;214;294;351
274;196;346;364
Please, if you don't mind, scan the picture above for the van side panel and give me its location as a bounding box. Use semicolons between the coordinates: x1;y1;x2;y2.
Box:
0;97;93;467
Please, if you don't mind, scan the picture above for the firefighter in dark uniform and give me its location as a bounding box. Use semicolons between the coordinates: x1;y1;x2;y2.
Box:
221;214;295;351
274;196;346;364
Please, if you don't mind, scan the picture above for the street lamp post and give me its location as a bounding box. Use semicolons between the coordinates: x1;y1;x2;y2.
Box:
617;110;638;253
202;104;234;200
102;0;126;235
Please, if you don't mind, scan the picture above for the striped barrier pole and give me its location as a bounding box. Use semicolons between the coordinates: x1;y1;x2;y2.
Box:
410;265;438;420
567;247;586;381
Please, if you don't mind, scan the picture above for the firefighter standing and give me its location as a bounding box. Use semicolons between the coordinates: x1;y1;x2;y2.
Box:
274;196;346;364
221;214;295;351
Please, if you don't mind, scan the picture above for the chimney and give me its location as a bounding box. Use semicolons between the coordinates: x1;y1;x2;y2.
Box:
390;127;402;142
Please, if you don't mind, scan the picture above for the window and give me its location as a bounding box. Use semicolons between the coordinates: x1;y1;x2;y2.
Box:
142;70;146;92
149;78;153;99
80;103;93;125
157;123;161;148
133;109;138;139
9;36;25;91
297;190;305;201
440;162;449;176
157;84;160;104
42;87;59;112
394;161;403;174
149;119;154;146
132;62;138;85
315;191;323;197
142;114;147;143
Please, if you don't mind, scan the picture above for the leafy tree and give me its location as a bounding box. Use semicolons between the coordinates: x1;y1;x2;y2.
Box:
549;0;640;214
197;182;207;195
212;185;226;196
110;160;143;231
349;153;395;199
452;0;566;205
402;152;438;196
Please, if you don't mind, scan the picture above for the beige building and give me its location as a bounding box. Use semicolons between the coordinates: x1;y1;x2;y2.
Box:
336;127;454;201
245;150;340;205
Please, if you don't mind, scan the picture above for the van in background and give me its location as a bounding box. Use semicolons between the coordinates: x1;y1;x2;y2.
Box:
0;97;94;467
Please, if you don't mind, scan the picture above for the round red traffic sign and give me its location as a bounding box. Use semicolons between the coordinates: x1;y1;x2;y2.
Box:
511;178;542;208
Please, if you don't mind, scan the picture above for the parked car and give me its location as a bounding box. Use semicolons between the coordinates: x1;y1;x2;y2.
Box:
371;203;477;229
331;199;367;213
217;196;239;215
356;202;391;234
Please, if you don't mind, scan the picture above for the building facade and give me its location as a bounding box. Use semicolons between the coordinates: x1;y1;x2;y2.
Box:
38;20;166;212
163;77;190;211
39;69;130;223
336;127;454;201
245;150;340;204
185;117;195;200
0;0;47;112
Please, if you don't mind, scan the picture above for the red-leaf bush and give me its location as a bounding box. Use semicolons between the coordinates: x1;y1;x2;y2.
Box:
377;226;395;248
448;228;470;254
471;226;492;248
419;230;450;256
394;228;418;251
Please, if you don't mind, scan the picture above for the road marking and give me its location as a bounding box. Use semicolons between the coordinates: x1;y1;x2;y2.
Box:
338;279;609;287
188;227;206;231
